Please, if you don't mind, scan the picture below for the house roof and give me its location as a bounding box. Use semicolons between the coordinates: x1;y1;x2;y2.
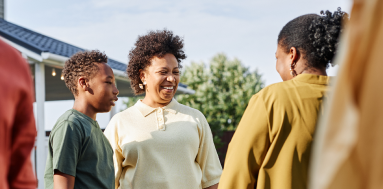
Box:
0;18;189;89
0;18;127;71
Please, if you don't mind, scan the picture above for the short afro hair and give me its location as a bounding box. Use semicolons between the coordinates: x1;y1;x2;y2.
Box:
127;29;186;95
278;7;348;69
63;50;108;95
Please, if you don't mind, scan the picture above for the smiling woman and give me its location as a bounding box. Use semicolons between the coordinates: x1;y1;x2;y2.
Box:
139;54;180;106
104;29;222;189
127;29;186;96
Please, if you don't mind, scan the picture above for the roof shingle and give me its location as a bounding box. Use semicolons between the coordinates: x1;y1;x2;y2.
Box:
0;18;127;71
0;19;189;88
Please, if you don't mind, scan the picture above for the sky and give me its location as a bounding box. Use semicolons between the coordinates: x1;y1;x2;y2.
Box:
6;0;353;129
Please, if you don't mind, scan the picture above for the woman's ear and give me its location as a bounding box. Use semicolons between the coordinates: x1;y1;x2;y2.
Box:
139;69;146;82
289;47;300;63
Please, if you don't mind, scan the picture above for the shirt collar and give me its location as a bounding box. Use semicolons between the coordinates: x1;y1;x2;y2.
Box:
135;98;179;117
293;74;331;85
70;109;99;127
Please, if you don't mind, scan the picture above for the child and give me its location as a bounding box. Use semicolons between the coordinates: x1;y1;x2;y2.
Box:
44;50;119;189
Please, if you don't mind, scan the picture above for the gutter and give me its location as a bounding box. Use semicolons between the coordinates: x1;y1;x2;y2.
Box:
41;52;69;63
0;38;196;95
176;87;195;95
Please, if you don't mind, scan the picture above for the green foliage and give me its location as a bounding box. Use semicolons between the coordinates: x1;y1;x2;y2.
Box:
177;53;264;147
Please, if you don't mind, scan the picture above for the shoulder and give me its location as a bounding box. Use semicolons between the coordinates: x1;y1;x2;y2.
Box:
177;102;206;119
50;120;83;141
258;81;290;96
176;102;209;130
51;110;84;136
110;105;140;122
254;80;296;104
105;106;139;133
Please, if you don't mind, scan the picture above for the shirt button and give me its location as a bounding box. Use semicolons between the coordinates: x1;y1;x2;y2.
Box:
158;117;163;121
157;109;162;113
159;125;164;129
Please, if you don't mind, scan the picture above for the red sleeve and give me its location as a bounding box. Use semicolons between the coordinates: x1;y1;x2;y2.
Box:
0;39;37;188
8;79;37;189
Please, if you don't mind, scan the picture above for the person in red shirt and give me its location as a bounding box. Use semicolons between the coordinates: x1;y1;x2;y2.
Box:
0;39;37;189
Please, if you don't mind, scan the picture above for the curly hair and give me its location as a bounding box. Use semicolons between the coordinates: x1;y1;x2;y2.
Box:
127;29;186;95
63;50;108;95
277;7;348;68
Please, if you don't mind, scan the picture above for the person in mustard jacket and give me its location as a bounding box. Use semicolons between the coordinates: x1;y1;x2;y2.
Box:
218;8;348;189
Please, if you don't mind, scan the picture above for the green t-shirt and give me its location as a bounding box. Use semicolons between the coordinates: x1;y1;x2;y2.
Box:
44;109;114;189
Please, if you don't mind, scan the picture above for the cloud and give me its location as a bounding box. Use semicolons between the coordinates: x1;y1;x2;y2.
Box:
10;0;353;85
9;0;352;129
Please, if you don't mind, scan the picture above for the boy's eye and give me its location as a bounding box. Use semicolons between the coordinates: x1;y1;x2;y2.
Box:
106;82;112;84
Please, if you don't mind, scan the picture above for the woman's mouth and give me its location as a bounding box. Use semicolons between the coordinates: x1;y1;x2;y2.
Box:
161;86;174;93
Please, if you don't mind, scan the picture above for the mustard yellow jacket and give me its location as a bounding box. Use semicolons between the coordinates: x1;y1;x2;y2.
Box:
219;74;329;189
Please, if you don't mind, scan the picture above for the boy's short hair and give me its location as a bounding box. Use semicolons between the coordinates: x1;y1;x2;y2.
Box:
63;50;108;95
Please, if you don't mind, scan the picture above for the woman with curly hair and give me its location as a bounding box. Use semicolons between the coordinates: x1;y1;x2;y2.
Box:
218;8;348;189
104;29;222;189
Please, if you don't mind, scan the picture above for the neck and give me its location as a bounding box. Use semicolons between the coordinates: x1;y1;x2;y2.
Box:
72;97;97;120
298;66;327;76
142;95;171;108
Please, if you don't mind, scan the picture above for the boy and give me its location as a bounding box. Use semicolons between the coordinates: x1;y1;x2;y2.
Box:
44;50;119;189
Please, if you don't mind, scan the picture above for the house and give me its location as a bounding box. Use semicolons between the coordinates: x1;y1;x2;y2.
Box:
0;18;194;189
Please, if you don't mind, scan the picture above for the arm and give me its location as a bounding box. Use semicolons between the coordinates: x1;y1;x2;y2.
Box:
49;121;82;188
8;48;37;189
218;95;270;189
205;183;218;189
104;118;124;189
195;111;223;189
54;170;75;189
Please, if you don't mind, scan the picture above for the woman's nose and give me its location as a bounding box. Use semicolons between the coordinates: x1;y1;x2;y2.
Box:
167;76;175;82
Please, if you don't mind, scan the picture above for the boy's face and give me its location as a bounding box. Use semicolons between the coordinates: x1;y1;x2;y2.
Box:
86;63;119;113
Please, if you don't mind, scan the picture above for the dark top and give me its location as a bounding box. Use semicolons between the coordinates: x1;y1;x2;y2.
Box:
44;109;114;189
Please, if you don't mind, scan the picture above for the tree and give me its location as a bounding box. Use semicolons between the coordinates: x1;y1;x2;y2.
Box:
177;53;264;147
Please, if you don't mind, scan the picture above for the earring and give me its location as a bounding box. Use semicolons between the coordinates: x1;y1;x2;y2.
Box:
290;70;295;77
290;62;296;77
139;80;146;90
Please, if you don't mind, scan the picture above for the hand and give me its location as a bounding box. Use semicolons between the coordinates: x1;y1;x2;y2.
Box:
205;183;218;189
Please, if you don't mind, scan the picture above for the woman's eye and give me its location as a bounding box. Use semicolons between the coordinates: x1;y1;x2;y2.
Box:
106;82;112;84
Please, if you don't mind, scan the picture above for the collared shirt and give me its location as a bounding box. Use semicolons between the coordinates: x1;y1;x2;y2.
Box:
104;99;222;189
219;74;330;189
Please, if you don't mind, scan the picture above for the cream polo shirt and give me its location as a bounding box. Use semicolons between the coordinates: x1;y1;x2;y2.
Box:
104;99;222;189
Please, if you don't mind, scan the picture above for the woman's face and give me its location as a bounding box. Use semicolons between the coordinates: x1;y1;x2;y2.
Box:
275;44;294;81
141;53;180;105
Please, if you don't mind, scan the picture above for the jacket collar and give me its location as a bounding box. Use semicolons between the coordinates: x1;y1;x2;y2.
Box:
293;74;330;85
